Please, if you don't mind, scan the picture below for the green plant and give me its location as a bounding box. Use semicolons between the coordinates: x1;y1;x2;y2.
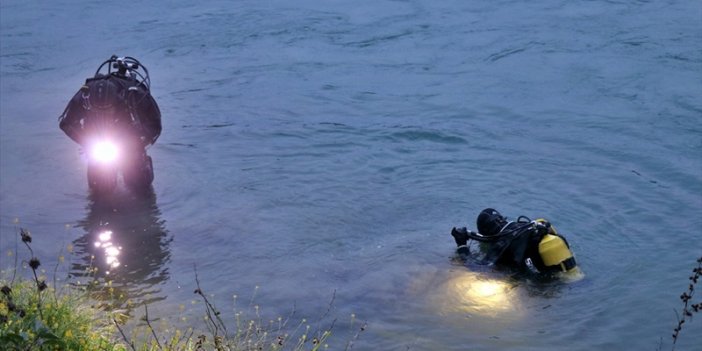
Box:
1;228;124;350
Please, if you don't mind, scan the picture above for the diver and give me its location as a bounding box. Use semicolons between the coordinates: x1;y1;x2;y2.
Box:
59;55;161;190
451;208;577;274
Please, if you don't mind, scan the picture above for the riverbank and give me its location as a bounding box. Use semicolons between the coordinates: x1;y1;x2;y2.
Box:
1;228;364;351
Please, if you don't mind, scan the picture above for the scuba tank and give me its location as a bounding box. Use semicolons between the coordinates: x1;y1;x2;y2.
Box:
535;219;577;272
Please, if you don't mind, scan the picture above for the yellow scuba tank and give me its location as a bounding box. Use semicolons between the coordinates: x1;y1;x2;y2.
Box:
535;219;577;272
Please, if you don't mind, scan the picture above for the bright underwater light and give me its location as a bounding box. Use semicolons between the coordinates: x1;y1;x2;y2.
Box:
438;272;522;319
90;140;119;163
472;280;506;298
459;277;512;310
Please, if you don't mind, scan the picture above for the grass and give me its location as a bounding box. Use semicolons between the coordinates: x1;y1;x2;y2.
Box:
1;227;365;351
0;279;121;350
1;229;121;350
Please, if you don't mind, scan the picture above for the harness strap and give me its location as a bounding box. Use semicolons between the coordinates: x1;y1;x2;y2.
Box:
559;257;577;272
80;85;92;110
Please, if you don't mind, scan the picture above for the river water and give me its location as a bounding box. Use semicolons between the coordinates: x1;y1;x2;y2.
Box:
1;1;701;350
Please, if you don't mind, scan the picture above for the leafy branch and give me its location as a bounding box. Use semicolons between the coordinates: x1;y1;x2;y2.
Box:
671;256;702;349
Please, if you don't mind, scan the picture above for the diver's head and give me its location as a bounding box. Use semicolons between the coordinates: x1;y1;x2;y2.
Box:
476;208;508;236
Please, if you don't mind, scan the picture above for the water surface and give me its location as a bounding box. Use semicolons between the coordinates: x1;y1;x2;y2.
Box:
1;1;701;350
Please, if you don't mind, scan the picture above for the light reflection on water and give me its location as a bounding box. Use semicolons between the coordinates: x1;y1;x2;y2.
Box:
70;187;171;309
94;229;121;272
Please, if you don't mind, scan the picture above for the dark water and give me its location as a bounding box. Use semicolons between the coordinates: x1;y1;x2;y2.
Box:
1;0;701;350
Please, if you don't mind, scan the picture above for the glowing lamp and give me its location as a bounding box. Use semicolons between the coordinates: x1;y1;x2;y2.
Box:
90;140;119;163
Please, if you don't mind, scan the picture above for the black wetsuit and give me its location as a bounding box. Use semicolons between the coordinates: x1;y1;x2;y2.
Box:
455;222;562;273
59;74;161;147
